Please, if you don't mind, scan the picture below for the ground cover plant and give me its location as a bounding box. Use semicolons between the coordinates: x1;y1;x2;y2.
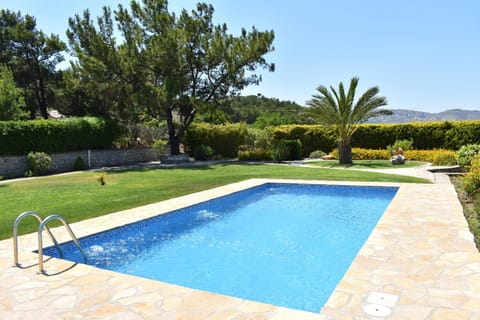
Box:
0;163;428;240
452;176;480;251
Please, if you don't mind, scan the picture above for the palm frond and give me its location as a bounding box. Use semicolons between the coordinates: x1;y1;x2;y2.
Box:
308;76;389;142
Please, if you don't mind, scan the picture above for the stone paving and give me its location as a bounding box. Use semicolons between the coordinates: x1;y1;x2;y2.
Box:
1;178;480;319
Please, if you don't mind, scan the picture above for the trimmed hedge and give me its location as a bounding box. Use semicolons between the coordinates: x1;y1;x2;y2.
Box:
271;125;336;157
185;123;248;158
0;117;117;156
272;121;480;155
352;122;456;149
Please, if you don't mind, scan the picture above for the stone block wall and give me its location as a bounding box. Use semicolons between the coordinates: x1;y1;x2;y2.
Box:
0;148;158;178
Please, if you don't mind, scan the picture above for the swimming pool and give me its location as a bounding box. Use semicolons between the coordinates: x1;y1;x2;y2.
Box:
44;183;397;313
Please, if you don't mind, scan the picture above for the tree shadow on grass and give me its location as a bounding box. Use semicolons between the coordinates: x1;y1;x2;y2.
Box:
104;163;218;175
103;161;266;175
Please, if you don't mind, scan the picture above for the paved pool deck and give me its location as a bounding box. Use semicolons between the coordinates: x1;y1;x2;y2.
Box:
1;179;479;319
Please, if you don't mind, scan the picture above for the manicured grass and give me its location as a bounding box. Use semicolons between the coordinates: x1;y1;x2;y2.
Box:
307;160;425;169
0;163;428;240
452;176;480;251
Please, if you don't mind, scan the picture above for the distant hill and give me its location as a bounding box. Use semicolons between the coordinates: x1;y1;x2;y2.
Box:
368;108;480;123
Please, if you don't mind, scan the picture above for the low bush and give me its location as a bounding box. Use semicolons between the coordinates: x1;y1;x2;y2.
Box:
456;144;480;169
329;148;456;163
152;139;168;156
272;139;302;162
309;150;327;159
96;172;107;186
26;151;51;176
193;144;215;160
432;151;457;166
387;138;414;156
238;149;273;161
73;156;88;171
330;148;389;160
463;154;480;194
403;149;456;163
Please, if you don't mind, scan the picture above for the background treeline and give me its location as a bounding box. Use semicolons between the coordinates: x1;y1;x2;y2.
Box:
199;95;311;127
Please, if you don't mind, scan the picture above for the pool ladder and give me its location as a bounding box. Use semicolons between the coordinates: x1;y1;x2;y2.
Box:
13;211;88;273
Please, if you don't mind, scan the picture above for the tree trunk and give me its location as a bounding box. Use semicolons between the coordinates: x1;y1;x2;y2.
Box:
169;136;181;155
338;142;353;165
165;100;196;156
38;76;49;119
166;107;180;155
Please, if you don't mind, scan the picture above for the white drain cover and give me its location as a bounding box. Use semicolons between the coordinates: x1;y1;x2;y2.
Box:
363;304;392;317
367;291;398;307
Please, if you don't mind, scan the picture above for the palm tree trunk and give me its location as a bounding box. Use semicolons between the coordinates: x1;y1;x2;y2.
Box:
338;142;353;165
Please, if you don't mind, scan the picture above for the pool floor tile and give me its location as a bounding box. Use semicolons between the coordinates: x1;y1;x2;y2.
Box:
1;179;480;319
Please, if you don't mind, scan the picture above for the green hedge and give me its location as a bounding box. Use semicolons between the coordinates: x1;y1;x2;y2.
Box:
272;121;480;155
272;139;302;161
0;117;117;155
351;122;455;149
185;123;248;158
271;125;336;157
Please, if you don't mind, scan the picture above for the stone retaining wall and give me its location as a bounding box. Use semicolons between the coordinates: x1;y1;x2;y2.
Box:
0;148;158;178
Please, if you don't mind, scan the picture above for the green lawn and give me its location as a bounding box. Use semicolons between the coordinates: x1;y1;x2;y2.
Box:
307;160;425;169
0;163;428;240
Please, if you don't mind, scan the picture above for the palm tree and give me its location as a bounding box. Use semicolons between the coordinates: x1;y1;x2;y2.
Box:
307;77;389;164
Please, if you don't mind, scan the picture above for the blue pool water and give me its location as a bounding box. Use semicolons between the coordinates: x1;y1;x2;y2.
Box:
44;183;397;313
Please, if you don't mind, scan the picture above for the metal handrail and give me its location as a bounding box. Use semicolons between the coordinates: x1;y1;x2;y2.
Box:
38;214;88;273
13;211;63;267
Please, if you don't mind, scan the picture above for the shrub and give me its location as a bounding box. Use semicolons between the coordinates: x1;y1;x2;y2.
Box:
387;139;414;156
456;144;480;169
352;148;390;160
432;152;457;166
113;121;168;148
193;144;215;160
331;148;389;160
462;154;480;194
272;139;302;161
328;148;454;163
309;150;327;159
241;127;272;151
96;172;106;186
238;149;273;161
152;139;168;156
26;151;51;176
185;123;247;158
403;149;455;163
73;156;88;171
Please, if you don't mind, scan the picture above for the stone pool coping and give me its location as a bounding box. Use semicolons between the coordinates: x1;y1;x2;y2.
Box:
1;179;480;319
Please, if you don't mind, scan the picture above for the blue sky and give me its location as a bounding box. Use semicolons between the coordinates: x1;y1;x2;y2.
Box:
1;0;479;112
